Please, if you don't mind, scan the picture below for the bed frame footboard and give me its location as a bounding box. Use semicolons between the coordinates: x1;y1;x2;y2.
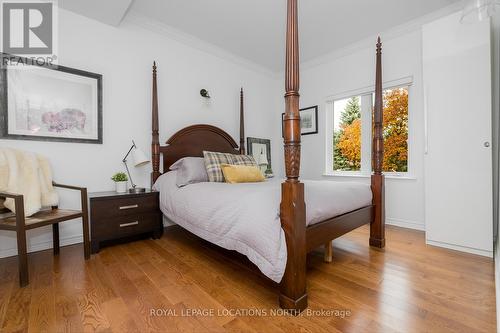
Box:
279;0;308;312
279;182;307;312
370;39;386;249
370;174;385;248
279;0;386;312
150;0;385;314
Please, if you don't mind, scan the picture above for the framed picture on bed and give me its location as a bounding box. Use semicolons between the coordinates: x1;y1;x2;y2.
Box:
0;54;103;144
281;105;318;137
247;137;273;176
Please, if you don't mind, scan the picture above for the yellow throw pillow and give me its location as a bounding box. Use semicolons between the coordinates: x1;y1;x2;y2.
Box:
220;164;265;184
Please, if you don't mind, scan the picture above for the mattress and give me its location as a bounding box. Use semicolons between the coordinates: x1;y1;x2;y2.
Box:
153;171;372;282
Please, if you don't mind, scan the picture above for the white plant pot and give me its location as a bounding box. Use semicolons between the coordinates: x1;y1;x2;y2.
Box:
115;181;128;193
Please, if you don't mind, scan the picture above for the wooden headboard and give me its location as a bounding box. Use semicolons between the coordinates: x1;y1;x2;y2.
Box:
150;64;245;184
160;124;240;172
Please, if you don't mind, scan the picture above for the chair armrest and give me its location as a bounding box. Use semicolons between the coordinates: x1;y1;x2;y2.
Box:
0;191;25;226
52;182;87;192
52;182;88;214
0;191;23;199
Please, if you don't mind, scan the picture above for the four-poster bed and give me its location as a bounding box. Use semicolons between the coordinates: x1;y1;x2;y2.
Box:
150;0;385;312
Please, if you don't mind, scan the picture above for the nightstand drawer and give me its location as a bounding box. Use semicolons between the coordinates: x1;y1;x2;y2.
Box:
92;212;160;239
90;195;158;220
88;190;162;253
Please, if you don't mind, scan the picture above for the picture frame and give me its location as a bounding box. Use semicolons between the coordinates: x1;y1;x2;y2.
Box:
247;137;272;175
0;54;103;144
282;105;319;137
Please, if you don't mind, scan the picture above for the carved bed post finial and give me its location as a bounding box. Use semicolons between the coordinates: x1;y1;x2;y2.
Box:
370;37;386;249
283;0;301;181
151;61;160;186
373;37;384;175
279;0;307;313
239;88;245;154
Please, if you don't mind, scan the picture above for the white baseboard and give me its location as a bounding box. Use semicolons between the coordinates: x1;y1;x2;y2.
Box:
426;239;493;258
0;216;177;259
7;218;480;259
0;234;83;259
386;217;425;231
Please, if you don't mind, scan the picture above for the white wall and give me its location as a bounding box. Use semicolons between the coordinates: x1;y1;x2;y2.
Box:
0;9;278;258
277;29;426;230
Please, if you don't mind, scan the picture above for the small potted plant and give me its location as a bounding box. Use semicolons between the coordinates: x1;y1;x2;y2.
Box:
111;172;128;193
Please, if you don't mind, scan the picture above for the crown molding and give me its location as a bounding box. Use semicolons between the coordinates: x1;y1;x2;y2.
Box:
299;2;464;73
123;12;276;78
124;3;464;79
59;0;134;27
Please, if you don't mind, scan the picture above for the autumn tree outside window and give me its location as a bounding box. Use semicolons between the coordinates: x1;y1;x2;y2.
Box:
328;85;409;175
333;96;362;171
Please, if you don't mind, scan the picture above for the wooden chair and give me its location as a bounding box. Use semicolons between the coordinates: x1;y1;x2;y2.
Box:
0;182;91;287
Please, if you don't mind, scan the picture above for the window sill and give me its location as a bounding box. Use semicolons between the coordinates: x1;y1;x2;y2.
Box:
322;173;417;180
322;173;369;178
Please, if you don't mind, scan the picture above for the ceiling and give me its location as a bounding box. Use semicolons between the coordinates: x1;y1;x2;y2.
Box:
60;0;134;27
61;0;463;72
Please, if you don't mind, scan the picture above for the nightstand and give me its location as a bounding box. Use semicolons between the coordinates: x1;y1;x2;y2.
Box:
88;190;163;253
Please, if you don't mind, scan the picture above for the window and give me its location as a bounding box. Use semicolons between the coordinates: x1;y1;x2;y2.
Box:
333;96;362;171
326;83;410;175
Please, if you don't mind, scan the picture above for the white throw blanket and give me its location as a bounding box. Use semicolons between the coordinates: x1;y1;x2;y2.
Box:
0;147;58;217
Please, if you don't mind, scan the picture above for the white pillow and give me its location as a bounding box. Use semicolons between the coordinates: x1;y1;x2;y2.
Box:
170;157;209;187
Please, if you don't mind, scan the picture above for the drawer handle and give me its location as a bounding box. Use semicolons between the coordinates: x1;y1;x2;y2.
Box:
119;204;138;210
120;221;139;228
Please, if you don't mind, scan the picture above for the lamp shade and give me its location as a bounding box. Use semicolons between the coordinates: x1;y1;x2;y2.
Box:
131;147;149;167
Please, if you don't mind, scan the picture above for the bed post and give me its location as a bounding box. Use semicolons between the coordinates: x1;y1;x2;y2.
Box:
239;88;245;154
279;0;307;313
151;61;161;186
370;38;386;248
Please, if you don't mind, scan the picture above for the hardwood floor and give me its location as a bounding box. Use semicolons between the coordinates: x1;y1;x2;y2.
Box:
0;225;496;333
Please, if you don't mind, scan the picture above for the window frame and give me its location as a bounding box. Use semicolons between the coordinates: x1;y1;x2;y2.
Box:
324;76;413;178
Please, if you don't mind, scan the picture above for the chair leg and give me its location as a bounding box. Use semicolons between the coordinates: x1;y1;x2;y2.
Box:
82;215;91;260
16;229;29;287
324;241;333;263
14;195;28;287
52;223;60;255
81;188;91;260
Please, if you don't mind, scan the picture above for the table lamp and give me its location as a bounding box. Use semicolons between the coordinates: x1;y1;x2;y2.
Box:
123;140;150;193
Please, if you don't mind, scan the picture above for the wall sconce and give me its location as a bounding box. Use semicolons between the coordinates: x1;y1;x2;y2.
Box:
200;89;211;98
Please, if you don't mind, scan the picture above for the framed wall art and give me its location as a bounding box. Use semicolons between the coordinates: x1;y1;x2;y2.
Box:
247;137;273;176
282;105;318;137
0;54;103;144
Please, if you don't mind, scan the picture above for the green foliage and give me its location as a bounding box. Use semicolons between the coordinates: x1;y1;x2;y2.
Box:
340;96;361;126
111;172;128;182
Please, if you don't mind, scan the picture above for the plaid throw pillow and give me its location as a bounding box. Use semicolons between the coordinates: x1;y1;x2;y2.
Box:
203;151;235;182
231;154;257;167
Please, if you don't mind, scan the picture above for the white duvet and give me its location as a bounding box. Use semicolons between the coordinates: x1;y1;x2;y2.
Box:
153;171;372;282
